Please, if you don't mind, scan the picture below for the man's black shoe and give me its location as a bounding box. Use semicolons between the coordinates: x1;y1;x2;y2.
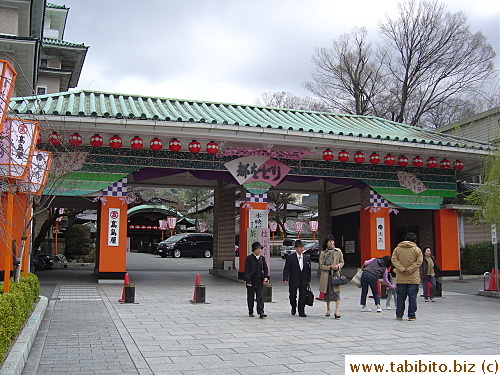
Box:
291;308;296;315
249;313;254;317
259;313;267;319
299;313;307;317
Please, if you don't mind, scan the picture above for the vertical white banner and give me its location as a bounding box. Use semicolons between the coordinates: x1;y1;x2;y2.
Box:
376;217;386;250
259;228;271;276
247;227;259;256
108;208;120;246
249;209;268;229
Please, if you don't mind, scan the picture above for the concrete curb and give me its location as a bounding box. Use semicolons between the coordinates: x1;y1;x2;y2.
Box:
0;295;48;375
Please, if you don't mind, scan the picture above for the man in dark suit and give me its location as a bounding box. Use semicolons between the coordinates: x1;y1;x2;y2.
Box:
244;241;269;318
283;240;312;317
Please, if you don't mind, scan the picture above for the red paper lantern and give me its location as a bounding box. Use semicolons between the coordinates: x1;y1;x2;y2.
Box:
90;134;103;147
338;150;349;162
147;225;152;230
189;140;201;153
207;140;219;154
384;154;395;166
426;157;437;168
354;151;365;163
150;137;162;151
369;152;380;164
440;158;451;169
322;149;334;161
109;135;122;149
453;160;464;171
130;136;143;150
48;131;61;146
169;138;181;151
69;133;82;146
397;155;409;167
141;225;146;229
412;156;424;167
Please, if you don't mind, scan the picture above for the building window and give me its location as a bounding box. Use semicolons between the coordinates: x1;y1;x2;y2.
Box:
40;59;48;67
36;86;47;95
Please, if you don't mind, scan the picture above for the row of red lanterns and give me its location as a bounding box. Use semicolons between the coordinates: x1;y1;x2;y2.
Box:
46;132;219;154
322;149;464;170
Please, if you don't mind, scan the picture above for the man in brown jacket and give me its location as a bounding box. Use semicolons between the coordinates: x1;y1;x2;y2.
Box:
391;232;423;321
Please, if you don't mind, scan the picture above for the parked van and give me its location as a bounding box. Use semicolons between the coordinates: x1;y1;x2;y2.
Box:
157;233;213;258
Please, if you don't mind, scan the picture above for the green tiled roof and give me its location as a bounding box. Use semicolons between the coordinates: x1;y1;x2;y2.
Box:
46;3;67;9
42;38;87;48
9;89;493;151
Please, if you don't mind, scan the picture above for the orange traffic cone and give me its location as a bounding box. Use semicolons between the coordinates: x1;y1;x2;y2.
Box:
486;269;499;291
118;273;130;302
191;274;201;302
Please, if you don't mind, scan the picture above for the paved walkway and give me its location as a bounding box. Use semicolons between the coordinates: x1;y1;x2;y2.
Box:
22;254;500;375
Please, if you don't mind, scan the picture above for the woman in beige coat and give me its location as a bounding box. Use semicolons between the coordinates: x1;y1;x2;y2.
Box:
319;235;345;318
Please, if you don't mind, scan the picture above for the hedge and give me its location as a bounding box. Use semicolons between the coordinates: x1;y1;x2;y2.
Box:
0;274;40;363
462;242;497;275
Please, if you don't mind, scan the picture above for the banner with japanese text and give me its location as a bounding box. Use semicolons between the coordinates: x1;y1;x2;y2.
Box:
0;60;17;130
108;208;120;246
0;118;39;179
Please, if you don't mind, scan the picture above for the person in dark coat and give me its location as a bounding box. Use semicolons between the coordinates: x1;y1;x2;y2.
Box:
283;240;312;317
244;241;269;318
419;247;442;302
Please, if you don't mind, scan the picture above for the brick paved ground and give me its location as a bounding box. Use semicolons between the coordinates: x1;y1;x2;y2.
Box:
22;253;500;375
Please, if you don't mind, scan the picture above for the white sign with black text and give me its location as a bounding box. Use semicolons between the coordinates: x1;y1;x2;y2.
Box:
376;217;386;250
108;208;120;246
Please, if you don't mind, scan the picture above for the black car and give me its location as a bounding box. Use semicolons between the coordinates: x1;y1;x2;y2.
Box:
309;242;320;262
157;233;213;258
281;239;318;259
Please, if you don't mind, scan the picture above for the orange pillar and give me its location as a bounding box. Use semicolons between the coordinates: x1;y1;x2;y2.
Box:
97;196;128;280
20;196;32;277
359;207;392;263
11;193;29;276
238;201;267;280
434;209;460;274
1;190;14;291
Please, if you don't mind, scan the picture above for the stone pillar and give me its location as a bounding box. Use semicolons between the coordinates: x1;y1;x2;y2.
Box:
318;185;331;247
359;207;392;262
434;209;460;275
211;181;236;275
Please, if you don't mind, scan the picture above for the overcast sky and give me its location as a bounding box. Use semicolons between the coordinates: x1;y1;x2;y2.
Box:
61;0;499;106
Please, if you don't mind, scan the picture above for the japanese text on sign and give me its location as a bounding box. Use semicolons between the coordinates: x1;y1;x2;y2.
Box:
249;209;268;229
376;217;385;250
108;208;120;246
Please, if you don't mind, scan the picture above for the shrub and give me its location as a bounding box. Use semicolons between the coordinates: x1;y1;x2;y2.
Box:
461;242;497;275
0;273;40;362
65;224;91;259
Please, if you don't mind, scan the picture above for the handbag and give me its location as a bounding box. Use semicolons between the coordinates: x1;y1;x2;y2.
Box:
305;285;314;306
330;270;348;286
351;268;363;288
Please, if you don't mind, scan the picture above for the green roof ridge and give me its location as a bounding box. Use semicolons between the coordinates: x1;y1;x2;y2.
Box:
9;89;494;150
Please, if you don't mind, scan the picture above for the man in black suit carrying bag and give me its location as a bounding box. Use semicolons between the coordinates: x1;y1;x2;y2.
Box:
283;240;312;317
245;241;269;318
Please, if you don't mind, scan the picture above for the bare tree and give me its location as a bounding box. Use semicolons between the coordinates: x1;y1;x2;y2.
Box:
267;192;298;237
302;1;496;127
255;91;329;112
304;27;386;116
379;0;496;127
